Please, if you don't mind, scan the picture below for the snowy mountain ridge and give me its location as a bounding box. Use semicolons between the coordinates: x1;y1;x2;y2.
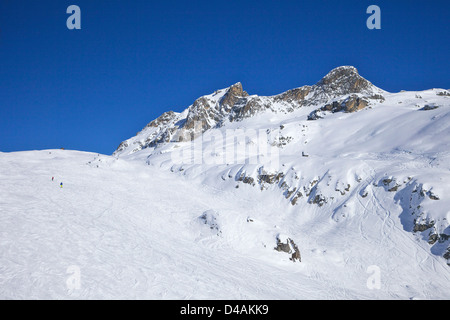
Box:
114;66;386;155
113;66;450;267
1;66;450;299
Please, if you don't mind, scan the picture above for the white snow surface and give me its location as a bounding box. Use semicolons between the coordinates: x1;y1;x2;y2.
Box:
2;88;450;299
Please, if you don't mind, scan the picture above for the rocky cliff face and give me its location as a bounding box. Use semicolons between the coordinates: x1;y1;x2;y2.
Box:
184;82;249;131
114;66;385;156
312;66;374;98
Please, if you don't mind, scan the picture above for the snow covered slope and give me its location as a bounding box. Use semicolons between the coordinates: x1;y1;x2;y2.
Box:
1;149;449;299
1;66;450;299
115;66;450;266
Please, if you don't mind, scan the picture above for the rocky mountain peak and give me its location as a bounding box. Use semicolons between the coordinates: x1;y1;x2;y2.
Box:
313;66;378;98
182;82;249;131
228;82;246;96
146;111;177;128
219;82;249;109
318;66;360;84
115;66;386;155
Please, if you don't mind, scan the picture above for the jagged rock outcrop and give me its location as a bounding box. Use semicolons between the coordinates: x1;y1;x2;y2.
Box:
317;67;371;92
274;235;301;262
147;111;178;128
184;82;248;130
274;86;311;104
307;95;370;120
220;82;249;110
436;90;450;97
420;104;439;111
198;210;222;236
444;248;450;264
114;66;385;156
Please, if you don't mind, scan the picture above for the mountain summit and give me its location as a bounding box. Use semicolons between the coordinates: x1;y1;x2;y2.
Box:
313;66;381;98
115;66;385;155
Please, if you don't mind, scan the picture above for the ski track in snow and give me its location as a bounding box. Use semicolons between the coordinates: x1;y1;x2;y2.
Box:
0;149;449;299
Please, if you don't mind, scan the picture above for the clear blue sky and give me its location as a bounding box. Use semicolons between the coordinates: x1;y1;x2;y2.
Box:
0;0;449;154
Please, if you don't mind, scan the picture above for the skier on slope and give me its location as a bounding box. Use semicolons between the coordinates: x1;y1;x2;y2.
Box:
60;182;63;188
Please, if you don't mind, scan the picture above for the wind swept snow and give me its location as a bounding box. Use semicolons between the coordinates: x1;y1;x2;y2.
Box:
0;149;449;299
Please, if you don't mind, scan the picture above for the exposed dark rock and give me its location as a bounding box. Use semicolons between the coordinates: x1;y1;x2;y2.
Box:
391;180;449;263
413;220;435;233
290;191;303;205
428;233;439;245
344;95;369;113
229;96;269;122
220;82;248;110
184;97;217;130
381;178;402;192
388;184;400;192
115;141;129;154
198;210;222;236
289;240;301;262
273;86;311;104
307;94;370;120
237;173;255;186
273;135;293;148
147;111;177;128
258;172;284;185
312;66;375;98
307;109;324;121
426;232;449;245
309;194;327;207
274;239;290;253
436;91;450;97
242;176;255;186
369;94;385;102
428;191;440;200
443;247;450;261
438;234;450;242
420;104;439;111
274;236;301;262
285;188;297;199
